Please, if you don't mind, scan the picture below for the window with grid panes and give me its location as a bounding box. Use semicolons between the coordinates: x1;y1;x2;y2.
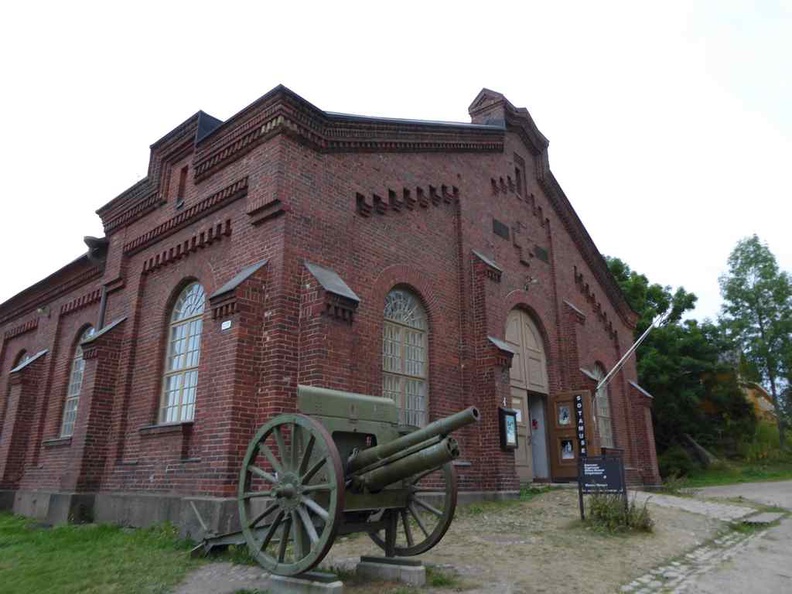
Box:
61;326;95;437
593;365;614;449
160;283;205;423
382;289;428;426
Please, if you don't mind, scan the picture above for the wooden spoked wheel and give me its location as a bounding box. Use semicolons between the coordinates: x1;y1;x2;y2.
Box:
367;462;457;556
238;414;344;576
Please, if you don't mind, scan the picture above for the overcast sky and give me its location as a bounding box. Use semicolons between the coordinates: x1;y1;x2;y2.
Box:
1;0;789;322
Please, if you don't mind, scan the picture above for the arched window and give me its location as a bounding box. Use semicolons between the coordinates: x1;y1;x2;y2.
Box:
160;282;205;423
61;327;95;437
593;365;614;449
382;288;428;426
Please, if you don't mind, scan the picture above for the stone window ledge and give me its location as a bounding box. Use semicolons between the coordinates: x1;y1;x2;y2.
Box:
139;422;193;438
42;436;72;448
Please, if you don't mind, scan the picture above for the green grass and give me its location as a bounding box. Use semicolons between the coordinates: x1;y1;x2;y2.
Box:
682;461;792;488
0;513;201;594
518;485;558;501
584;493;654;534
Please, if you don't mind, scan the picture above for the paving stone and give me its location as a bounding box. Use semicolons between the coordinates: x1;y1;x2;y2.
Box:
742;512;785;524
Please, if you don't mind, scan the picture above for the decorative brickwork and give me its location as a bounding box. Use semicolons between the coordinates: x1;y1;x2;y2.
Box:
356;184;458;217
59;289;102;317
3;318;38;340
124;179;245;255
573;265;618;341
142;220;232;275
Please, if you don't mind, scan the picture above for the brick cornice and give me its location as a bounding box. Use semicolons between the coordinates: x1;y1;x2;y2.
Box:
193;86;503;182
0;262;103;326
123;178;246;256
3;318;38;340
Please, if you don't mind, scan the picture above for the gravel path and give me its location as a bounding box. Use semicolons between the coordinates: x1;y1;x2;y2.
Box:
628;491;756;522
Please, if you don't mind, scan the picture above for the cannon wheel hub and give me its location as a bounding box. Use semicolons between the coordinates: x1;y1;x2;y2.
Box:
238;414;344;576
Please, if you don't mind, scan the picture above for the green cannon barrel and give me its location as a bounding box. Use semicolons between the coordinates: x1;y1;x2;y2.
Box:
358;436;460;492
347;406;479;474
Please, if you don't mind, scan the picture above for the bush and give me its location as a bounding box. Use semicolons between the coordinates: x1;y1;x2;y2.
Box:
587;493;654;534
737;422;791;463
658;444;700;478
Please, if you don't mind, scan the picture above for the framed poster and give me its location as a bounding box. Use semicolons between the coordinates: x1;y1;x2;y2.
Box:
499;407;518;450
561;439;575;460
557;404;571;426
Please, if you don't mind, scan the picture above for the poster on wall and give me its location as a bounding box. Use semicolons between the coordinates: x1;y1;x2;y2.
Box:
499;407;518;450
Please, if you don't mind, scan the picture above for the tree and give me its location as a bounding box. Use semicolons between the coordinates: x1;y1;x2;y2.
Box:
607;258;753;454
719;235;792;449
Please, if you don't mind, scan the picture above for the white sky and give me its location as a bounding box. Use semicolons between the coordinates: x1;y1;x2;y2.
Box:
1;0;789;321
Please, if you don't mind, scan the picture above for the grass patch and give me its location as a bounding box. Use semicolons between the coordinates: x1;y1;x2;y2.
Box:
519;485;557;501
215;543;259;566
459;485;555;517
585;494;654;534
426;564;461;588
0;512;200;594
682;461;792;488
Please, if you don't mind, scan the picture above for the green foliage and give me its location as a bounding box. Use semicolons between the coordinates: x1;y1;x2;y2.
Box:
0;514;200;594
519;485;555;501
658;444;700;479
737;422;792;463
719;235;792;447
219;544;259;566
586;494;654;534
683;459;792;487
606;257;756;453
659;473;692;496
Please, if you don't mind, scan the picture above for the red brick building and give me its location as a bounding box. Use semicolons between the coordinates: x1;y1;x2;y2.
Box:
0;86;660;531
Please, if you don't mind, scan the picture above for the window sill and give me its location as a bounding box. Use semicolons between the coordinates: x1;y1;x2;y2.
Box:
42;436;72;448
139;422;193;438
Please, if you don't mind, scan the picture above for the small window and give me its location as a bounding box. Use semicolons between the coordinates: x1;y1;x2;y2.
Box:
175;166;188;210
593;365;614;449
160;283;205;423
515;166;523;196
61;327;95;437
382;289;428;426
513;153;526;196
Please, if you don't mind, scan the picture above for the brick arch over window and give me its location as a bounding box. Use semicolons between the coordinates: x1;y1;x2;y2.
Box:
592;363;614;449
61;325;95;437
160;281;206;423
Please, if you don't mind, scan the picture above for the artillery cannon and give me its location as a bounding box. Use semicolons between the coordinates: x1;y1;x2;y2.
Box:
227;385;479;576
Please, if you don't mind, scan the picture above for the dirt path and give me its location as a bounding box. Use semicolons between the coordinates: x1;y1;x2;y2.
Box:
323;489;721;593
174;489;725;594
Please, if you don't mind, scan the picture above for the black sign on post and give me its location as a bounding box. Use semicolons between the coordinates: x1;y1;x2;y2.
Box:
577;455;628;520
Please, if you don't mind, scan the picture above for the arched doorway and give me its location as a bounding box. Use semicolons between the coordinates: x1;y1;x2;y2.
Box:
505;309;550;482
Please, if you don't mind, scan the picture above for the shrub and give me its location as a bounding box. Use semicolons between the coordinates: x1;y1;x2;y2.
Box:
658;444;700;478
587;493;654;534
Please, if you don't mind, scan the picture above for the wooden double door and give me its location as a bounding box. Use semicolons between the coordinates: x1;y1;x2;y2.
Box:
506;309;595;481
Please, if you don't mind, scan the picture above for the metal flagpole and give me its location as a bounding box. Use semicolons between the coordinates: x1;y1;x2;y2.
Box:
595;310;671;393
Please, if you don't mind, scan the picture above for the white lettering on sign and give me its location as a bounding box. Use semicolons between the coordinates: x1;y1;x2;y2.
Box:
221;320;232;331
